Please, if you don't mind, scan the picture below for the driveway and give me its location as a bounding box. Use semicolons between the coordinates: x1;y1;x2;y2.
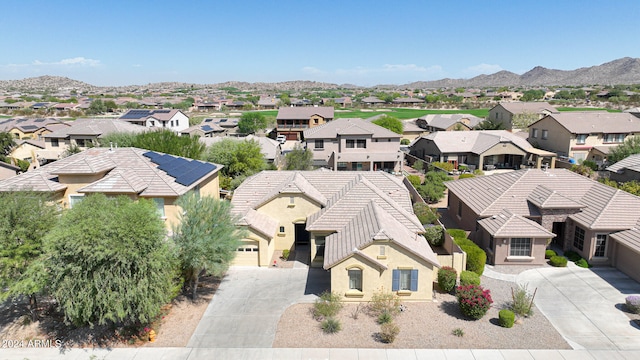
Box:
187;265;330;348
517;264;640;350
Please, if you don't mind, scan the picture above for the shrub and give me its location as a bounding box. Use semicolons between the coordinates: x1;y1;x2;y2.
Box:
377;311;393;324
452;328;464;337
582;160;598;171
437;266;457;293
460;270;481;286
564;251;581;262
313;291;343;319
368;289;401;317
400;138;410;145
379;322;400;343
549;255;568;267
499;309;515;328
625;295;640;314
463;245;486;276
545;249;556;259
458;174;475;179
511;285;534;317
432;161;455;172
575;258;590;268
456;284;493;320
321;317;342;333
447;229;467;242
424;225;444;247
412;161;424;172
282;249;290;260
473;169;484;176
407;175;421;187
413;203;440;225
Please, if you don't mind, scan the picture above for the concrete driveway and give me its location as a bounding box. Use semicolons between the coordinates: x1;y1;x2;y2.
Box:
517;264;640;350
187;265;330;348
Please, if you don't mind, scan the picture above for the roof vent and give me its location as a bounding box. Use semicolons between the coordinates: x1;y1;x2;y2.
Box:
491;215;498;219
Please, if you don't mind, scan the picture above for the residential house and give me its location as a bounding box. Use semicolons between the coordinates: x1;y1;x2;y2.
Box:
322;97;352;107
276;106;334;141
9;139;45;163
120;109;189;132
528;112;640;164
230;170;440;301
303;118;403;172
401;119;427;142
257;96;278;109
360;96;386;107
0;117;69;140
606;154;640;182
180;123;225;138
0;147;221;230
409;130;557;171
488;102;557;130
416;114;483;132
39;118;148;162
393;97;424;106
445;168;640;282
0;161;20;180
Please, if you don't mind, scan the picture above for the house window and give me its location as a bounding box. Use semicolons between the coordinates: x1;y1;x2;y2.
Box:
152;198;165;218
576;134;587;145
594;234;607;257
603;133;625;143
69;194;84;208
348;268;362;291
574;226;585;251
315;139;324;149
170;120;174;127
541;130;549;140
51;138;59;147
76;139;86;147
150;120;155;127
279;226;285;233
379;246;386;256
346;139;355;148
356;139;366;148
289;196;295;204
316;236;325;258
392;269;418;291
510;238;532;257
532;128;539;138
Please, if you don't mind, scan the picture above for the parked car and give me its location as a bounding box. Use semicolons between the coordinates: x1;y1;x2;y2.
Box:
276;135;287;144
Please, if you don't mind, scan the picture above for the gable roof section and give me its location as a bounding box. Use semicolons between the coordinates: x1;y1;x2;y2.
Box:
44;118;147;139
420;130;536;155
77;170;147;194
531;112;640;134
304;117;400;139
609;226;640;254
527;185;585;209
0;171;67;192
120;109;183;122
237;208;278;239
607;154;640;174
417;114;483;130
276;106;334;120
255;172;328;208
496;102;557;115
478;209;555;238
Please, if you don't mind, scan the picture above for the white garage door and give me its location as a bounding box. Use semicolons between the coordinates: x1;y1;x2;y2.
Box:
233;243;259;266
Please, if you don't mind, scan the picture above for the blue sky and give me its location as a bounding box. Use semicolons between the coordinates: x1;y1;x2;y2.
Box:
1;0;638;87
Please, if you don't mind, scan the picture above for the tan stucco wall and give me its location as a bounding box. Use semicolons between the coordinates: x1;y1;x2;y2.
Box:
490;236;549;265
233;229;274;267
255;193;321;250
488;105;514;130
529;117;572;156
330;240;435;302
10;143;42;161
613;242;640;283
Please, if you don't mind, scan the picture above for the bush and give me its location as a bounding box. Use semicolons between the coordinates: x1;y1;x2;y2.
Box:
499;309;515;328
314;291;343;319
625;295;640;314
447;229;467;242
282;249;290;260
379;322;400;343
550;255;568;267
462;245;486;276
459;271;481;286
575;258;590;268
424;225;444;247
564;251;581;262
368;289;400;317
413;203;440;225
432;161;454;172
511;285;534;317
582;160;598;171
545;249;556;259
437;266;457;293
377;311;393;324
407;175;422;187
473;169;484;176
321;317;342;333
456;285;493;320
400;138;410;145
458;174;475;179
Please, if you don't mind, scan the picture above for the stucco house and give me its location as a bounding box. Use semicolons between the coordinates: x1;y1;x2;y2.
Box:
230;170;440;301
409;130;557;171
0;147;221;230
606;154;640;182
416;114;483;132
0;117;69;140
120;109;189;132
488;102;557;130
445;168;640;282
528;112;640;165
303;118;403;172
276;106;334;141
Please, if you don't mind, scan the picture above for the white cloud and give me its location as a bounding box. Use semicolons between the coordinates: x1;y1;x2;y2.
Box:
1;57;101;70
462;63;503;77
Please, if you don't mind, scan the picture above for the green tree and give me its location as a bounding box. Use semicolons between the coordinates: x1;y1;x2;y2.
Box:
609;136;640;164
285;145;313;170
43;194;175;326
0;192;59;321
512;112;540;129
520;89;545;102
237;112;268;134
103;100;117;112
474;119;505;130
133;129;206;159
87;99;106;115
173;194;243;299
205;139;266;178
98;131;138;148
0;131;16;162
372;115;403;134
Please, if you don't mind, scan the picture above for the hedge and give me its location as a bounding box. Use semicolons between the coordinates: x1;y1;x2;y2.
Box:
437;266;457;293
447;229;486;276
459;270;481;286
550;255;568;267
545;249;556;259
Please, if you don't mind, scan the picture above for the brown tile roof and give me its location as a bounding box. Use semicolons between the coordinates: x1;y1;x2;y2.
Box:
304;118;400;139
531;112;640;134
0;117;66;133
419;130;542;155
495;102;557;114
609;226;640;254
478;209;555;238
527;185;585;209
44;118;147;138
276;106;334;120
607;154;640;174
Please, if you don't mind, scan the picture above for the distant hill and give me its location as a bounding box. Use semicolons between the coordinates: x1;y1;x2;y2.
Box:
1;58;640;92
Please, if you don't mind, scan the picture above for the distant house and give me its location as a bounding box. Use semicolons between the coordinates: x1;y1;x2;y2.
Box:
416;114;483;132
120;109;189;132
410;130;557;171
303;118;403;172
230;170;440;301
393;97;424;106
9;139;45;163
40;118;147;162
360;96;386;106
276;106;334;141
0;147;221;230
401;119;427;142
257;96;278;109
180;123;225;138
0;117;68;140
488;102;557;130
528;112;640;165
445;168;640;283
606;154;640;183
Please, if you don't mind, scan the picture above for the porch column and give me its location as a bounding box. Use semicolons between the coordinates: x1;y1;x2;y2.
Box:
550;157;556;168
536;156;543;169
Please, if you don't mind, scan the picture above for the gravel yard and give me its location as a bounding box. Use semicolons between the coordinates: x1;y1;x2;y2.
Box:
273;276;571;349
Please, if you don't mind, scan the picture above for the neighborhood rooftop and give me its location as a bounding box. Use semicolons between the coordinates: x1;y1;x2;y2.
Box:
304;117;401;139
275;106;334;120
531;111;640;133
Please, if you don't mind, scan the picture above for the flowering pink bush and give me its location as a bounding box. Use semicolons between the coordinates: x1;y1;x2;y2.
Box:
626;295;640;314
456;284;493;320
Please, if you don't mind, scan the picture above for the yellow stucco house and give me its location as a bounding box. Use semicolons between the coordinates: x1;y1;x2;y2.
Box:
230;170;440;301
0;147;222;230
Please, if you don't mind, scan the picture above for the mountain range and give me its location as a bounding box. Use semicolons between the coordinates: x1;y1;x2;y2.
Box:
1;57;639;92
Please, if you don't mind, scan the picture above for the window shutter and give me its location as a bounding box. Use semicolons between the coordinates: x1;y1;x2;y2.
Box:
392;270;399;291
410;269;419;291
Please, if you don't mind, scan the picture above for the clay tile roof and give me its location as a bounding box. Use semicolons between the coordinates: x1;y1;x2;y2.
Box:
276;106;334;120
478;209;555;238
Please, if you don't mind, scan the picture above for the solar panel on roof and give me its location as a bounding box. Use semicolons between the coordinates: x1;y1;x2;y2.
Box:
175;163;217;186
204;119;213;122
154;110;171;113
219;119;227;123
22;125;38;130
201;125;213;131
34;119;45;123
157;157;190;174
143;151;216;186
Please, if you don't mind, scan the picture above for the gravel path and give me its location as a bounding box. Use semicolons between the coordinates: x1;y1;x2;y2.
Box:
273;276;570;349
